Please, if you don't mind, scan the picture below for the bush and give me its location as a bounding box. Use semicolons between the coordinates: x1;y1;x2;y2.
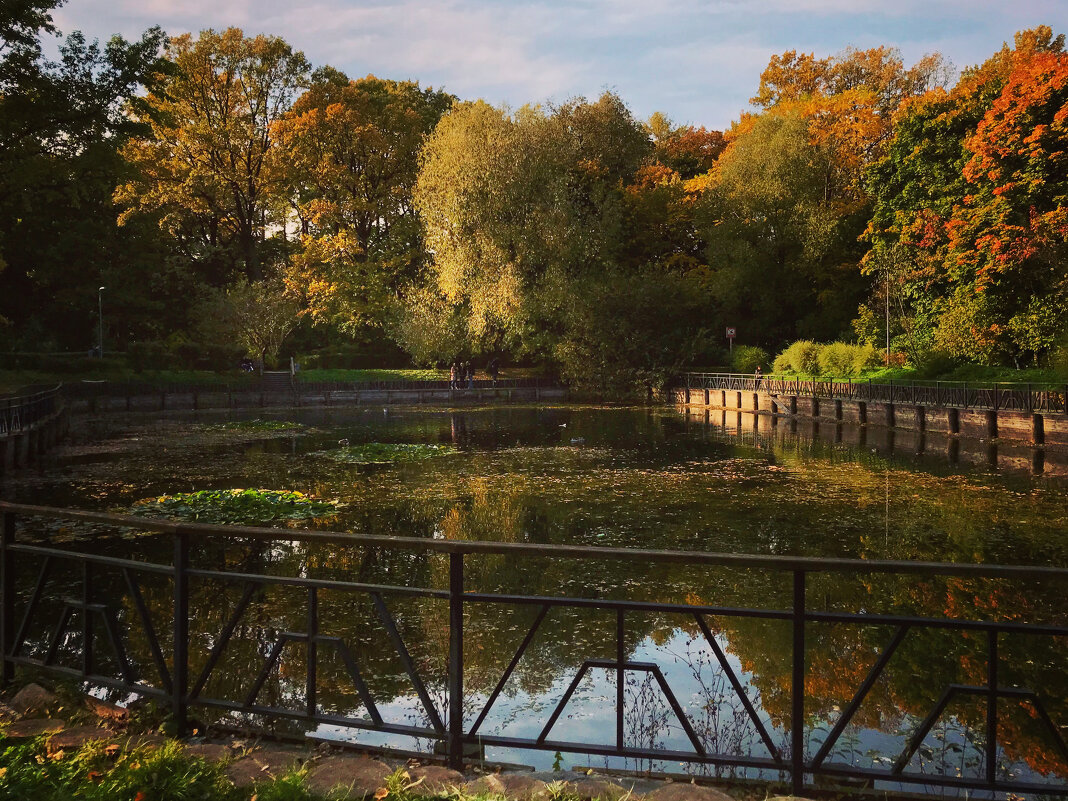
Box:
776;340;821;375
853;343;882;374
731;345;768;374
817;342;857;377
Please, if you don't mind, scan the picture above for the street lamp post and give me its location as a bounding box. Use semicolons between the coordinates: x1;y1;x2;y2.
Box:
98;286;106;358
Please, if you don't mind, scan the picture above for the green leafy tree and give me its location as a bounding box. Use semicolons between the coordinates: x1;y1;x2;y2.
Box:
0;1;173;348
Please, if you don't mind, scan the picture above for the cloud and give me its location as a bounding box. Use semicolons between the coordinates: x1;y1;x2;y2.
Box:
46;0;1068;130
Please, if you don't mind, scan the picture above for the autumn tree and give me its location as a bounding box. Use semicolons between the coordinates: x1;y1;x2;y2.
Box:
116;28;310;285
865;26;1068;365
274;69;453;335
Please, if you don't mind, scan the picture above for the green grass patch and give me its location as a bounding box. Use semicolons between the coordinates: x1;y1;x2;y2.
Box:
0;737;243;801
130;489;338;525
313;442;458;465
297;368;445;383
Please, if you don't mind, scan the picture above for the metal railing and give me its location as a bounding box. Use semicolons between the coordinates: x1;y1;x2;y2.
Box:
0;501;1064;797
0;385;61;436
679;373;1068;414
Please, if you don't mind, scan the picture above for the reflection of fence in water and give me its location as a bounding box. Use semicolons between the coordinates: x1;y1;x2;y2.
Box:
0;501;1065;798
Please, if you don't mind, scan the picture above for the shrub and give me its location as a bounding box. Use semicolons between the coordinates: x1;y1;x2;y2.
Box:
731;345;768;374
772;350;792;373
853;343;882;374
777;340;821;375
817;342;857;377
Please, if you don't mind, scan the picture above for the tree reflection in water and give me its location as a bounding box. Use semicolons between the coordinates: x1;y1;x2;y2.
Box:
5;406;1066;785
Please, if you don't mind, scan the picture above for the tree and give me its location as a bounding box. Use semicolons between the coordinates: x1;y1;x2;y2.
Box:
274;70;454;335
200;277;301;368
414;94;652;365
696;111;867;346
116;28;310;285
0;2;172;348
864;26;1068;365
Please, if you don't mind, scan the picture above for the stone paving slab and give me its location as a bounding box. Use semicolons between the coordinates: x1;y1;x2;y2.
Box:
10;684;57;714
407;764;465;796
644;782;736;801
1;718;67;740
183;742;235;763
466;773;551;801
305;754;392;799
47;725;116;752
225;746;308;787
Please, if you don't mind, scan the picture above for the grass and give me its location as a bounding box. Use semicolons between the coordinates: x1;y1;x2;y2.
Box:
0;736;593;801
130;489;339;525
0;737;246;801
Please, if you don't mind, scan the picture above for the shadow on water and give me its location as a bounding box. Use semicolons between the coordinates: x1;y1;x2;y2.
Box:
2;405;1066;789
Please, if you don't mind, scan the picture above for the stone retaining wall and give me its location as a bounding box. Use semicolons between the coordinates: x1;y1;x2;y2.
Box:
672;387;1062;448
0;404;69;473
70;386;569;414
680;406;1067;476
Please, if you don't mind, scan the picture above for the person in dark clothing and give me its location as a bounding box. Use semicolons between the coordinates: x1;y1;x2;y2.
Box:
488;358;499;386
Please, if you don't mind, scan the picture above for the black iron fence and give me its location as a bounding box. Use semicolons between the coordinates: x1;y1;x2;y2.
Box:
680;373;1068;414
0;501;1065;797
0;385;61;436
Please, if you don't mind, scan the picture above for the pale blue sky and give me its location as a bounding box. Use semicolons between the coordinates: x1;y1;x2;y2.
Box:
52;0;1068;130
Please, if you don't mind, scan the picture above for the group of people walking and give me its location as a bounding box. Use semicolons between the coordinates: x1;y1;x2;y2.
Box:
449;358;500;389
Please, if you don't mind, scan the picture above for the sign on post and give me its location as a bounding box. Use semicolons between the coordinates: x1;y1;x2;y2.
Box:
726;326;736;355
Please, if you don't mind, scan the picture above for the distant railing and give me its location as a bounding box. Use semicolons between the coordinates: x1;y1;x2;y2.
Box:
678;373;1068;414
59;377;564;413
0;501;1065;797
0;385;61;436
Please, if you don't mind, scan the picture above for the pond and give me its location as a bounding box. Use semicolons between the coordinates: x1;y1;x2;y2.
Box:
4;405;1066;792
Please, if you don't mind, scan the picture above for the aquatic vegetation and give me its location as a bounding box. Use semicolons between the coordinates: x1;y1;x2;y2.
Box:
130;488;338;524
313;442;458;464
201;419;305;432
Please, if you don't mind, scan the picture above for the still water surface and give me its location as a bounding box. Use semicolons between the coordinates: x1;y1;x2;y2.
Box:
5;405;1066;789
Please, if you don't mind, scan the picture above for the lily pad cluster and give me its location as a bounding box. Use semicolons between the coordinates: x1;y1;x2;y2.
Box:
130;488;337;524
314;442;458;465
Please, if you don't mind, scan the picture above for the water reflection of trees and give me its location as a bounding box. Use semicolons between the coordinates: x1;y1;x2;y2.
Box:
10;407;1067;780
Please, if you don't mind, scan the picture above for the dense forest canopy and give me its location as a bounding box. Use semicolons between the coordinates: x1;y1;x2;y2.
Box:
1;2;1065;385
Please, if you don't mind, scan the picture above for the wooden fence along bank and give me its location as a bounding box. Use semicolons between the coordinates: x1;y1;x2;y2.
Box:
673;373;1068;450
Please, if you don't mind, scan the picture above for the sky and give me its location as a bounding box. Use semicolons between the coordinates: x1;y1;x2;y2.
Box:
51;0;1068;130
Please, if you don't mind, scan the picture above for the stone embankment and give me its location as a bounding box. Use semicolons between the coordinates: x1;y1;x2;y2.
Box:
673;386;1067;448
1;682;809;801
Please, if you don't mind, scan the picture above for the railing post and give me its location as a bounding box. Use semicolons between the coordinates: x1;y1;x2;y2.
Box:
448;551;464;769
617;608;625;751
986;629;998;787
792;570;806;796
173;530;190;737
1;512;15;686
307;586;318;718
